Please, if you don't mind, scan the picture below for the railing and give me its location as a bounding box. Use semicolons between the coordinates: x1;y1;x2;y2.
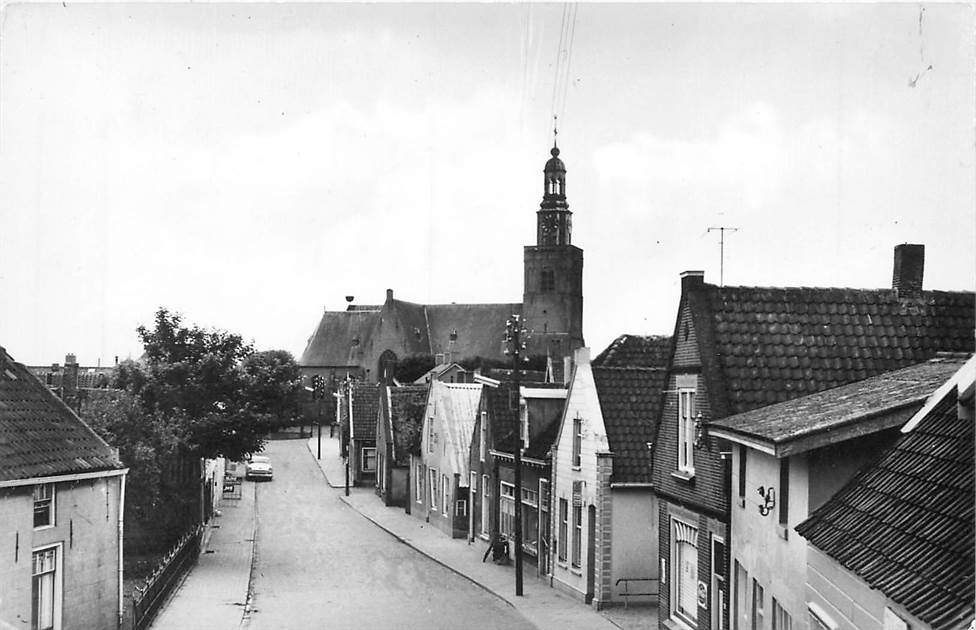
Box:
132;525;203;630
615;577;659;608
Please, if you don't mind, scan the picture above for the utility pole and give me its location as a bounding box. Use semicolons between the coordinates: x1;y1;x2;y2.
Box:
313;375;324;460
504;314;529;597
345;378;352;497
707;226;739;287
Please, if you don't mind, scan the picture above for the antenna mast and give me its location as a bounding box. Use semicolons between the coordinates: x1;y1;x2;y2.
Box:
707;226;739;287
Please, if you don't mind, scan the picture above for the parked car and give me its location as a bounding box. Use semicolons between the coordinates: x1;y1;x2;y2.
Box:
245;455;273;481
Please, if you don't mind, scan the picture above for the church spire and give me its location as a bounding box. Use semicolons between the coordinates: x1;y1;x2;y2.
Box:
538;134;571;246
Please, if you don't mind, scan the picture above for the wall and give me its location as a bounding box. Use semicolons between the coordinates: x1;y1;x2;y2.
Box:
806;547;928;630
729;448;810;630
551;352;607;601
610;489;659;602
0;476;122;630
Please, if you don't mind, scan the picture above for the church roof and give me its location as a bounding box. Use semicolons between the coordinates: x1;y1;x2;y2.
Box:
299;293;520;368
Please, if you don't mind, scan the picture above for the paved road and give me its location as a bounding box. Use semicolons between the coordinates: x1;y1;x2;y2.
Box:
245;440;535;630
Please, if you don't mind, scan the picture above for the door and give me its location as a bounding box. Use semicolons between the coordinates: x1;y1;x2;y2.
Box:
586;504;596;603
469;472;477;541
712;537;727;630
734;560;750;630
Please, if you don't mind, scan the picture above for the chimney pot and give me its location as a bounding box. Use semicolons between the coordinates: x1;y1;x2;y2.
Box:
892;244;924;299
65;353;77;366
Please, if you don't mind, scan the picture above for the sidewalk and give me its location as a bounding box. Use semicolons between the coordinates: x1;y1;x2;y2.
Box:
306;436;657;630
149;479;257;630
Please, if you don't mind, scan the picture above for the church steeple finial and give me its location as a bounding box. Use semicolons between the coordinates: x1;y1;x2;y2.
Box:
553;115;558;150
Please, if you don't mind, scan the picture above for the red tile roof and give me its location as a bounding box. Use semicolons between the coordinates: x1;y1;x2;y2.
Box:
796;382;974;630
593;335;672;368
699;286;974;415
592;366;668;484
0;349;122;481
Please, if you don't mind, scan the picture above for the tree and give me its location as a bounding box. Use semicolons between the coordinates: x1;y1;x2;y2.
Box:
240;350;304;422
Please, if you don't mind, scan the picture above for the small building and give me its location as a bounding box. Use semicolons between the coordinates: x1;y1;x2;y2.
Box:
338;380;380;486
653;244;974;630
0;346;128;630
413;362;473;385
376;384;428;507
411;381;482;537
796;356;975;630
550;346;668;608
708;355;968;630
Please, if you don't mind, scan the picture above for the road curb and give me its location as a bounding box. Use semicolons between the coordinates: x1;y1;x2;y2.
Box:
239;482;258;627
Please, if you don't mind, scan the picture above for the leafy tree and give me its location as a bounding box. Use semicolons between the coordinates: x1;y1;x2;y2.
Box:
394;354;436;383
240;350;304;421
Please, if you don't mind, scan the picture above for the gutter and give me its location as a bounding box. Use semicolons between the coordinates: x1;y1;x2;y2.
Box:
0;467;128;488
610;482;654;489
488;449;547;467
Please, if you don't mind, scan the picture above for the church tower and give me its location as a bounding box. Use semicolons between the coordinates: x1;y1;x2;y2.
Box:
523;141;584;359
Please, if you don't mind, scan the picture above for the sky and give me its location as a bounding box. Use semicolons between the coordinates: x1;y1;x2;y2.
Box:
1;2;973;367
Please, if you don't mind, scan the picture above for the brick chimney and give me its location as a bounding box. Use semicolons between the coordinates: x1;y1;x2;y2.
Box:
892;244;924;299
681;270;705;293
62;353;79;412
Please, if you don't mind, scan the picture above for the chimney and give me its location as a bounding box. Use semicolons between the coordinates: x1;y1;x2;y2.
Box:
386;288;394;302
62;354;79;412
892;244;924;299
681;270;705;293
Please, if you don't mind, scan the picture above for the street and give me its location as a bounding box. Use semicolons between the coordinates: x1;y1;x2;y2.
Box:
245;440;535;630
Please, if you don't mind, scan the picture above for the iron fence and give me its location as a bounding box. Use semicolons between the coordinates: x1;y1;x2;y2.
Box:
132;525;202;630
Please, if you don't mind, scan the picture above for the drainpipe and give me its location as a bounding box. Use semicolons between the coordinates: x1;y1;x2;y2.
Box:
117;473;126;630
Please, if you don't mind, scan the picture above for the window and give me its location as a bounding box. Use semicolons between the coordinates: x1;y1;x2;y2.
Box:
712;537;727;630
32;545;60;630
481;474;490;536
571;505;582;568
33;484;54;529
779;459;790;526
558;498;568;562
678;389;696;474
734;561;749;630
480;412;487;462
752;580;765;630
772;599;792;630
427;419;435;453
415;462;424;503
442;474;450;515
541;269;555;292
521;487;538;506
738;446;747;500
672;519;699;626
361;447;376;472
455;499;467;517
500;482;515;537
429;469;438;510
572;418;582;468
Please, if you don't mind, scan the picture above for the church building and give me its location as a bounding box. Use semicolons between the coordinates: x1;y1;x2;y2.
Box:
299;142;585;384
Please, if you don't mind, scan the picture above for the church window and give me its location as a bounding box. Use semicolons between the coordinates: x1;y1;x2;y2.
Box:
541;269;555;292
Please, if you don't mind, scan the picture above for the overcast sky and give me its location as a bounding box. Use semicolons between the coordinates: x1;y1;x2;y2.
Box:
2;3;973;367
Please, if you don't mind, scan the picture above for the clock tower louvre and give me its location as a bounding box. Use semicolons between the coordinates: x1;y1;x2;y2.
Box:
523;142;584;360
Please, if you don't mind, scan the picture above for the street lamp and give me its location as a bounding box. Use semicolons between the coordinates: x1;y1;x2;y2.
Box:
503;314;530;597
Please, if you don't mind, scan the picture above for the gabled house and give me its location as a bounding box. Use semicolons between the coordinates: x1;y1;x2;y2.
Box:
550;346;669;608
376;384;428;507
468;378;517;546
478;379;566;574
708;355;968;630
795;356;975;630
338;381;380;486
653;244;974;630
0;346;128;630
413;362;472;385
410;381;482;537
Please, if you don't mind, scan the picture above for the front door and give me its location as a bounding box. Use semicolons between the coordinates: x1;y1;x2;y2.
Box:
586;504;596;603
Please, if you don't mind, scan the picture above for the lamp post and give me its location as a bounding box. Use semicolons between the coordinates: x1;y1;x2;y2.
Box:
343;377;352;497
504;314;529;597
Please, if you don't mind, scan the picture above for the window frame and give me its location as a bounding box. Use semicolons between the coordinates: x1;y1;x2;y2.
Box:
772;598;792;630
481;474;490;537
558;498;568;562
428;468;438;510
678;388;696;474
442;474;450;516
33;484;55;530
671;517;700;627
415;461;424;504
500;481;516;538
752;579;765;630
31;543;62;630
361;447;377;473
479;411;487;462
571;504;582;568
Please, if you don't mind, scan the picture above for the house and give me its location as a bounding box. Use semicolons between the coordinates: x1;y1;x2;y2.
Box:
298;142;586;383
653;244;974;630
795;356;974;630
475;378;566;573
414;362;472;385
549;346;669;608
411;381;482;537
338;380;380;486
708;355;968;630
376;384;428;507
0;346;128;630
